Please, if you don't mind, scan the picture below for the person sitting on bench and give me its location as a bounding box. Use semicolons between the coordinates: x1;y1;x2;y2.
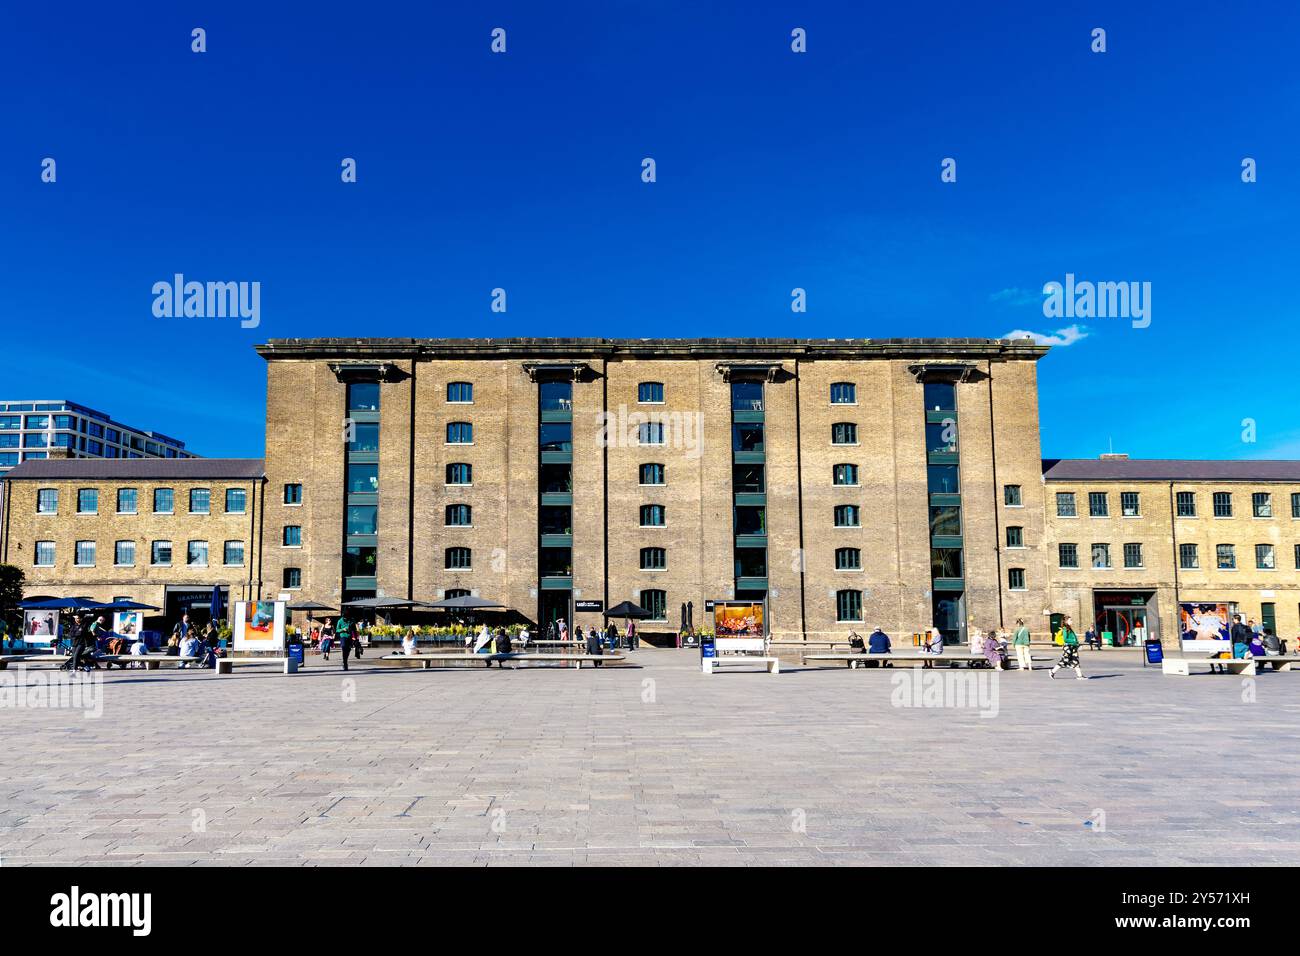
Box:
866;626;892;667
585;626;604;667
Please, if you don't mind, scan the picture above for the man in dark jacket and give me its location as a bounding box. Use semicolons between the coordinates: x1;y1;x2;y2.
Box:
1224;614;1253;673
585;627;604;667
67;614;95;670
866;626;892;668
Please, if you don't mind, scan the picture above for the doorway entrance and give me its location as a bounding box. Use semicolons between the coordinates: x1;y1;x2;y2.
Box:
539;590;571;639
1092;591;1156;646
932;591;966;645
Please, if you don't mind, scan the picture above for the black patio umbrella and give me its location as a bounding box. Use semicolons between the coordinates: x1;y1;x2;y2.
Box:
97;600;162;612
605;601;651;619
340;597;422;609
425;595;505;610
287;601;337;612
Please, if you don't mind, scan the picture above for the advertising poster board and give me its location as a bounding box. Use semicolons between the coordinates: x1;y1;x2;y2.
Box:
1179;602;1231;654
233;600;286;651
712;600;766;653
23;609;58;645
113;610;143;640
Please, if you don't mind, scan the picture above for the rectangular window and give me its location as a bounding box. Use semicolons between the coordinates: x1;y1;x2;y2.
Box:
1176;491;1196;517
1091;543;1111;569
1216;544;1236;569
189;488;210;514
1004;485;1022;507
538;423;570;452
347;506;377;535
34;541;55;566
37;488;59;514
1295;544;1300;570
283;525;302;547
151;541;172;566
346;462;379;494
1006;526;1024;548
117;488;137;514
640;546;666;570
922;381;955;412
347;382;380;411
927;465;960;496
445;547;472;570
833;463;858;486
225;488;247;513
1088;492;1108;517
931;548;963;579
640;589;667;621
348;423;379;452
925;420;957;455
1292;493;1300;519
283;567;302;589
1252;493;1272;518
733;424;765;452
929;505;961;537
735;506;765;535
224;541;245;566
539;381;572;412
640;504;666;527
1008;568;1026;590
445;504;472;526
637;382;664;404
446;421;474;444
830;382;856;405
732;464;763;493
1059;543;1078;568
77;488;98;514
639;463;665;485
1179;543;1199;569
638;421;666;445
187;541;208;566
835;547;861;570
114;540;135;566
833;504;860;528
344;546;376;578
1213;492;1232;517
1056;492;1076;517
75;540;96;566
1121;491;1140;516
836;589;863;622
730;381;763;412
447;463;472;485
1123;542;1143;568
831;422;857;445
447;381;473;403
1256;544;1275;570
734;549;768;580
284;483;303;505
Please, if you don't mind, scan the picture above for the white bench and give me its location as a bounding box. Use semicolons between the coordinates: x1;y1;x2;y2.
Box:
97;654;202;670
381;652;624;669
215;655;298;675
1257;654;1300;672
802;651;1053;669
702;655;780;675
0;653;68;670
1161;656;1256;676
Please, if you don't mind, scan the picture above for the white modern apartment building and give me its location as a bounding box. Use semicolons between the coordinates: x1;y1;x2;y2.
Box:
0;400;195;476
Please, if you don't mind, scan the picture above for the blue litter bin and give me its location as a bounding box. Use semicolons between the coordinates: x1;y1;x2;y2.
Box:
288;643;305;667
1144;640;1163;665
700;634;716;659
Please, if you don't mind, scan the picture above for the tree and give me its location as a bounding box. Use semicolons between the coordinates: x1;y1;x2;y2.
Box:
0;563;25;636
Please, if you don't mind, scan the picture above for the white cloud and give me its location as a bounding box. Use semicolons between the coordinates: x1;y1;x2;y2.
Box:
1001;324;1089;347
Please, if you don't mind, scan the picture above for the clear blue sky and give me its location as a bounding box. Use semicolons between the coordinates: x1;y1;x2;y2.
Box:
4;1;1297;460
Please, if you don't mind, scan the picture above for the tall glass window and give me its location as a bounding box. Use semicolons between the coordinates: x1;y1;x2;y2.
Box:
730;381;763;412
225;488;247;513
77;489;98;513
447;382;474;403
37;488;58;513
117;488;138;513
154;488;174;513
189;488;211;514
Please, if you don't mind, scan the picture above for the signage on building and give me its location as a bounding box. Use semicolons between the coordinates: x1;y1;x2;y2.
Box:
574;600;603;613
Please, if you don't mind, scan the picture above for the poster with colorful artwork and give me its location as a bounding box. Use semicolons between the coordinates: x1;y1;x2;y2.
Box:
233;600;286;651
1179;602;1231;653
713;600;766;652
23;610;58;644
113;610;143;640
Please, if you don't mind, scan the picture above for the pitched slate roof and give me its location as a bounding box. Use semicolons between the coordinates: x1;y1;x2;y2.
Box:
1042;459;1300;482
2;458;265;481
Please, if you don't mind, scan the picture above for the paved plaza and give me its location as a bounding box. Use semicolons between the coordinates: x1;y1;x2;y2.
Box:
1;647;1298;866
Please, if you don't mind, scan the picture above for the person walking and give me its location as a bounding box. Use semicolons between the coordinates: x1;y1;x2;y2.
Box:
336;614;354;671
320;621;334;660
67;613;96;671
557;618;569;643
1012;618;1032;672
1049;616;1085;680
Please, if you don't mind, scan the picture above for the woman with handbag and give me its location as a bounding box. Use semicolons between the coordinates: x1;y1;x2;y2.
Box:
1049;616;1085;680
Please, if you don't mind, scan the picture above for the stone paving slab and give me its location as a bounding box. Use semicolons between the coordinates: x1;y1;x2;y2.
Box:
0;647;1297;866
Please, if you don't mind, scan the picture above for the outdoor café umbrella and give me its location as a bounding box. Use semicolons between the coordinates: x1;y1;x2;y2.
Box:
340;596;424;626
287;600;337;635
604;600;651;619
209;585;225;623
425;595;505;610
97;600;162;612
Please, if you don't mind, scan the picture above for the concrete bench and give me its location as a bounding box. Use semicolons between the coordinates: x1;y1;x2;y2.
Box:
702;655;780;675
1257;654;1300;672
215;656;298;675
0;653;69;670
96;655;202;670
802;652;1049;669
1161;656;1256;676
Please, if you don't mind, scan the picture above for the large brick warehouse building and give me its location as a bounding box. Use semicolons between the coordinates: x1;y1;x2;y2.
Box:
254;337;1051;644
